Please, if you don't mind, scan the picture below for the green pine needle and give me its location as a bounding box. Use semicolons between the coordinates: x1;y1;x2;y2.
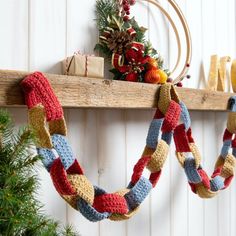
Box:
96;0;117;31
0;110;79;236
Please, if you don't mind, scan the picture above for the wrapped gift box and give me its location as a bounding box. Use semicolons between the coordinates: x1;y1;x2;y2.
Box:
62;54;104;78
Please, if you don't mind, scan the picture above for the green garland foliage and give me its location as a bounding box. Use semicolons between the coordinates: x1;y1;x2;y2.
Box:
95;0;117;31
0;110;79;236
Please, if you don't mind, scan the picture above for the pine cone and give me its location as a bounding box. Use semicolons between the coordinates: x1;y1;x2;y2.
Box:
107;31;133;54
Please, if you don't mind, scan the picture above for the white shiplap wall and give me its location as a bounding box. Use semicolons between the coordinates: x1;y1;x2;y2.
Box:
0;0;236;235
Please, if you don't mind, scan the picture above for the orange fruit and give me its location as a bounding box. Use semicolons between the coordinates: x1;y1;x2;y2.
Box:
146;58;158;70
144;69;160;84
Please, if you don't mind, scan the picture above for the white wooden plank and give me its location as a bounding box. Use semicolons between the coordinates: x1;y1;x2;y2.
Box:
97;110;127;236
216;112;230;236
169;143;188;236
201;0;217;89
185;0;204;89
65;0;99;234
66;0;98;56
125;110;152;236
167;1;189;235
230;180;236;236
0;0;28;70
148;0;169;67
29;0;66;73
66;109;99;236
185;1;206;235
187;111;204;236
183;3;206;234
202;112;218;236
28;0;67;223
201;1;220;234
215;0;232;235
126;2;152;235
167;0;187;85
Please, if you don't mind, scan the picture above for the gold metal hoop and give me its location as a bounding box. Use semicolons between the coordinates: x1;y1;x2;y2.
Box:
140;0;192;84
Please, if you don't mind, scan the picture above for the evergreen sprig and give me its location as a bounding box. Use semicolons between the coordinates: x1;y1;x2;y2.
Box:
0;110;79;236
95;0;117;31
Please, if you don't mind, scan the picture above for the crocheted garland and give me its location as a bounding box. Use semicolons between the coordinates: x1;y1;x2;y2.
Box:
21;72;236;222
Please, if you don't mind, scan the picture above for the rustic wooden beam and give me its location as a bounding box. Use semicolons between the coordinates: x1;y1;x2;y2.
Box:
0;69;234;111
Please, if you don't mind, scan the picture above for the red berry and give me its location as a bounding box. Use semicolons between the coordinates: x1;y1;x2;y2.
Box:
122;0;128;5
186;75;191;79
123;4;130;11
177;82;183;87
129;0;136;5
126;10;130;15
167;78;173;83
123;15;129;21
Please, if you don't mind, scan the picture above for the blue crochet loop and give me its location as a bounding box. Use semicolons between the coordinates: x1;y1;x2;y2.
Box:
77;186;111;222
37;148;57;171
180;102;191;130
125;177;152;210
228;96;236;112
210;176;225;192
184;158;202;184
51;134;75;170
161;131;173;145
78;199;111;222
220;140;232;158
146;119;163;149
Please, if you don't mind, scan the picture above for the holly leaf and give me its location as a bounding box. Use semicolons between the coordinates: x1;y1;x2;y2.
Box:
109;68;119;74
140;26;147;33
110;15;124;30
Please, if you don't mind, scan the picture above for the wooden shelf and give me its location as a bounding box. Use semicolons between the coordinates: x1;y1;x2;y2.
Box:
0;69;234;111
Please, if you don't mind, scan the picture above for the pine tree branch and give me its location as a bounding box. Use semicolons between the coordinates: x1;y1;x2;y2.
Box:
0;110;79;236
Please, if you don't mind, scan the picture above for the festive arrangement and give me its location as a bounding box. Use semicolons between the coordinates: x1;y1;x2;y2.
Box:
0;110;78;235
21;71;236;222
95;0;172;84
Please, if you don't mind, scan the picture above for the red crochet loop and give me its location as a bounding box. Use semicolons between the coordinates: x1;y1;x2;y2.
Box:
153;108;165;119
24;90;42;109
161;100;181;133
149;171;162;187
224;175;234;189
131;156;151;185
211;167;222;178
186;128;194;143
50;158;76;195
93;194;128;214
131;156;162;188
232;135;236;148
198;169;210;190
173;124;191;152
21;72;63;121
67;159;84;175
189;182;197;193
223;129;233;141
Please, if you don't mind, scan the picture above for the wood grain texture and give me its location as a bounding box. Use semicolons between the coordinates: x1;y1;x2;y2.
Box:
0;69;234;111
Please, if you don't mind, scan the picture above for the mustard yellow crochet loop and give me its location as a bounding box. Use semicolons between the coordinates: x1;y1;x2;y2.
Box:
158;83;180;114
